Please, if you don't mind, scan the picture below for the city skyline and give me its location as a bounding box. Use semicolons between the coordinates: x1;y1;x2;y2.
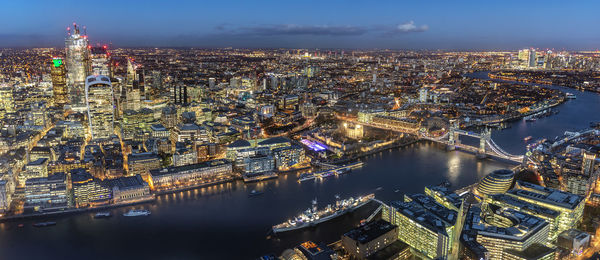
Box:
2;0;600;50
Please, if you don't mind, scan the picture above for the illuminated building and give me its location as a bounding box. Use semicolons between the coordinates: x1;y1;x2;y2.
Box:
506;181;585;240
85;75;114;140
0;86;15;118
71;170;111;207
273;145;306;171
0;180;10;214
242;154;274;175
485;194;561;243
161;106;179;129
150;124;170;138
343;122;363;140
472;205;554;260
226;139;252;161
258;136;292;151
149;159;233;192
127;152;161;177
383;200;454;259
65;23;91;110
476;169;515;196
171;123;208;144
19;158;49;187
581;151;595;176
24;172;69;212
280;241;336;260
104;175;152;204
90;46;111;76
341;219;398;259
51;57;68;106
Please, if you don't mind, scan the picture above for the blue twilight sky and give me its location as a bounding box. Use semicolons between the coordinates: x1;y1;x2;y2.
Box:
0;0;598;50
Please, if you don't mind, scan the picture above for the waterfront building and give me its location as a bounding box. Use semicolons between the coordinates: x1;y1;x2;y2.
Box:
341;219;398;259
85;75;115;140
506;181;585;240
424;185;462;212
0;180;10;214
371;115;419;132
273;145;306;171
51;57;68;106
382;200;453;259
19;158;49;187
242;154;274;175
24;172;69;212
476;169;515;196
104;175;152;203
71;170;111;207
127;152;161;178
149;159;232;192
65;23;91;110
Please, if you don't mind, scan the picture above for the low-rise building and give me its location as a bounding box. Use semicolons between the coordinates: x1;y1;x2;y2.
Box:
341;219;398;259
24;172;69;212
149;159;233;192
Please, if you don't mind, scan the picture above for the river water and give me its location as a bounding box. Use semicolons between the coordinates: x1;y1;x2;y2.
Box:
0;71;598;259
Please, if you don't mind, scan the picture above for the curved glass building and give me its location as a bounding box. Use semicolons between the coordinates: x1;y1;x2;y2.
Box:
85;75;114;140
476;169;515;196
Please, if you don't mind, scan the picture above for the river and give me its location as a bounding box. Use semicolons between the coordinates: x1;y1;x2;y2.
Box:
0;71;598;259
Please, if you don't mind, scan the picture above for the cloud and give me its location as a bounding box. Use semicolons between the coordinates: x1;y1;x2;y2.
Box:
218;24;367;37
391;21;429;33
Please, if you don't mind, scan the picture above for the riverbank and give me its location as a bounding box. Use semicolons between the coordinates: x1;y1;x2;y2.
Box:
0;197;155;223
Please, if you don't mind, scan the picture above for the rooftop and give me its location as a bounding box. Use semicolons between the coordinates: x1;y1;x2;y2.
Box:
508;181;584;210
343;219;397;244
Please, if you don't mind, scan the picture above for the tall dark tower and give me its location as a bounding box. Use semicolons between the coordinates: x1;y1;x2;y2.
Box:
51;57;68;106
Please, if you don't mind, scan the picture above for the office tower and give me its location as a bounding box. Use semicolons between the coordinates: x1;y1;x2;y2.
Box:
65;23;90;110
90;46;111;76
24;172;69;211
171;84;188;104
507;181;585;237
476;169;515;196
51;57;68;106
582;151;596;176
0;86;15;118
419;87;428;103
383;199;454;259
85;75;115;140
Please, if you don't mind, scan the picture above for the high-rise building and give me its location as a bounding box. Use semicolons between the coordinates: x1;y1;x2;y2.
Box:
51;57;68;106
582;151;596;176
0;86;15;118
85;75;115;140
90;46;111;76
65;23;91;110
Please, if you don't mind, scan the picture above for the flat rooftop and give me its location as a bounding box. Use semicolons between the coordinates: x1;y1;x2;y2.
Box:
343;219;397;244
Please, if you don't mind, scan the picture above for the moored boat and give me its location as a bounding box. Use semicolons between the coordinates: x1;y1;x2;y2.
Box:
123;209;150;217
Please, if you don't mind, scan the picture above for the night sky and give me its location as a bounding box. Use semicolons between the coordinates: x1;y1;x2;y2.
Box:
1;0;598;50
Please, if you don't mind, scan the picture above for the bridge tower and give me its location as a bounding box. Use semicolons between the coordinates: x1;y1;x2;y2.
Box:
447;120;459;150
478;128;491;158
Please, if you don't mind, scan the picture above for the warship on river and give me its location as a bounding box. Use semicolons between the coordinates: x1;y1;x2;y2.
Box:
272;193;375;233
